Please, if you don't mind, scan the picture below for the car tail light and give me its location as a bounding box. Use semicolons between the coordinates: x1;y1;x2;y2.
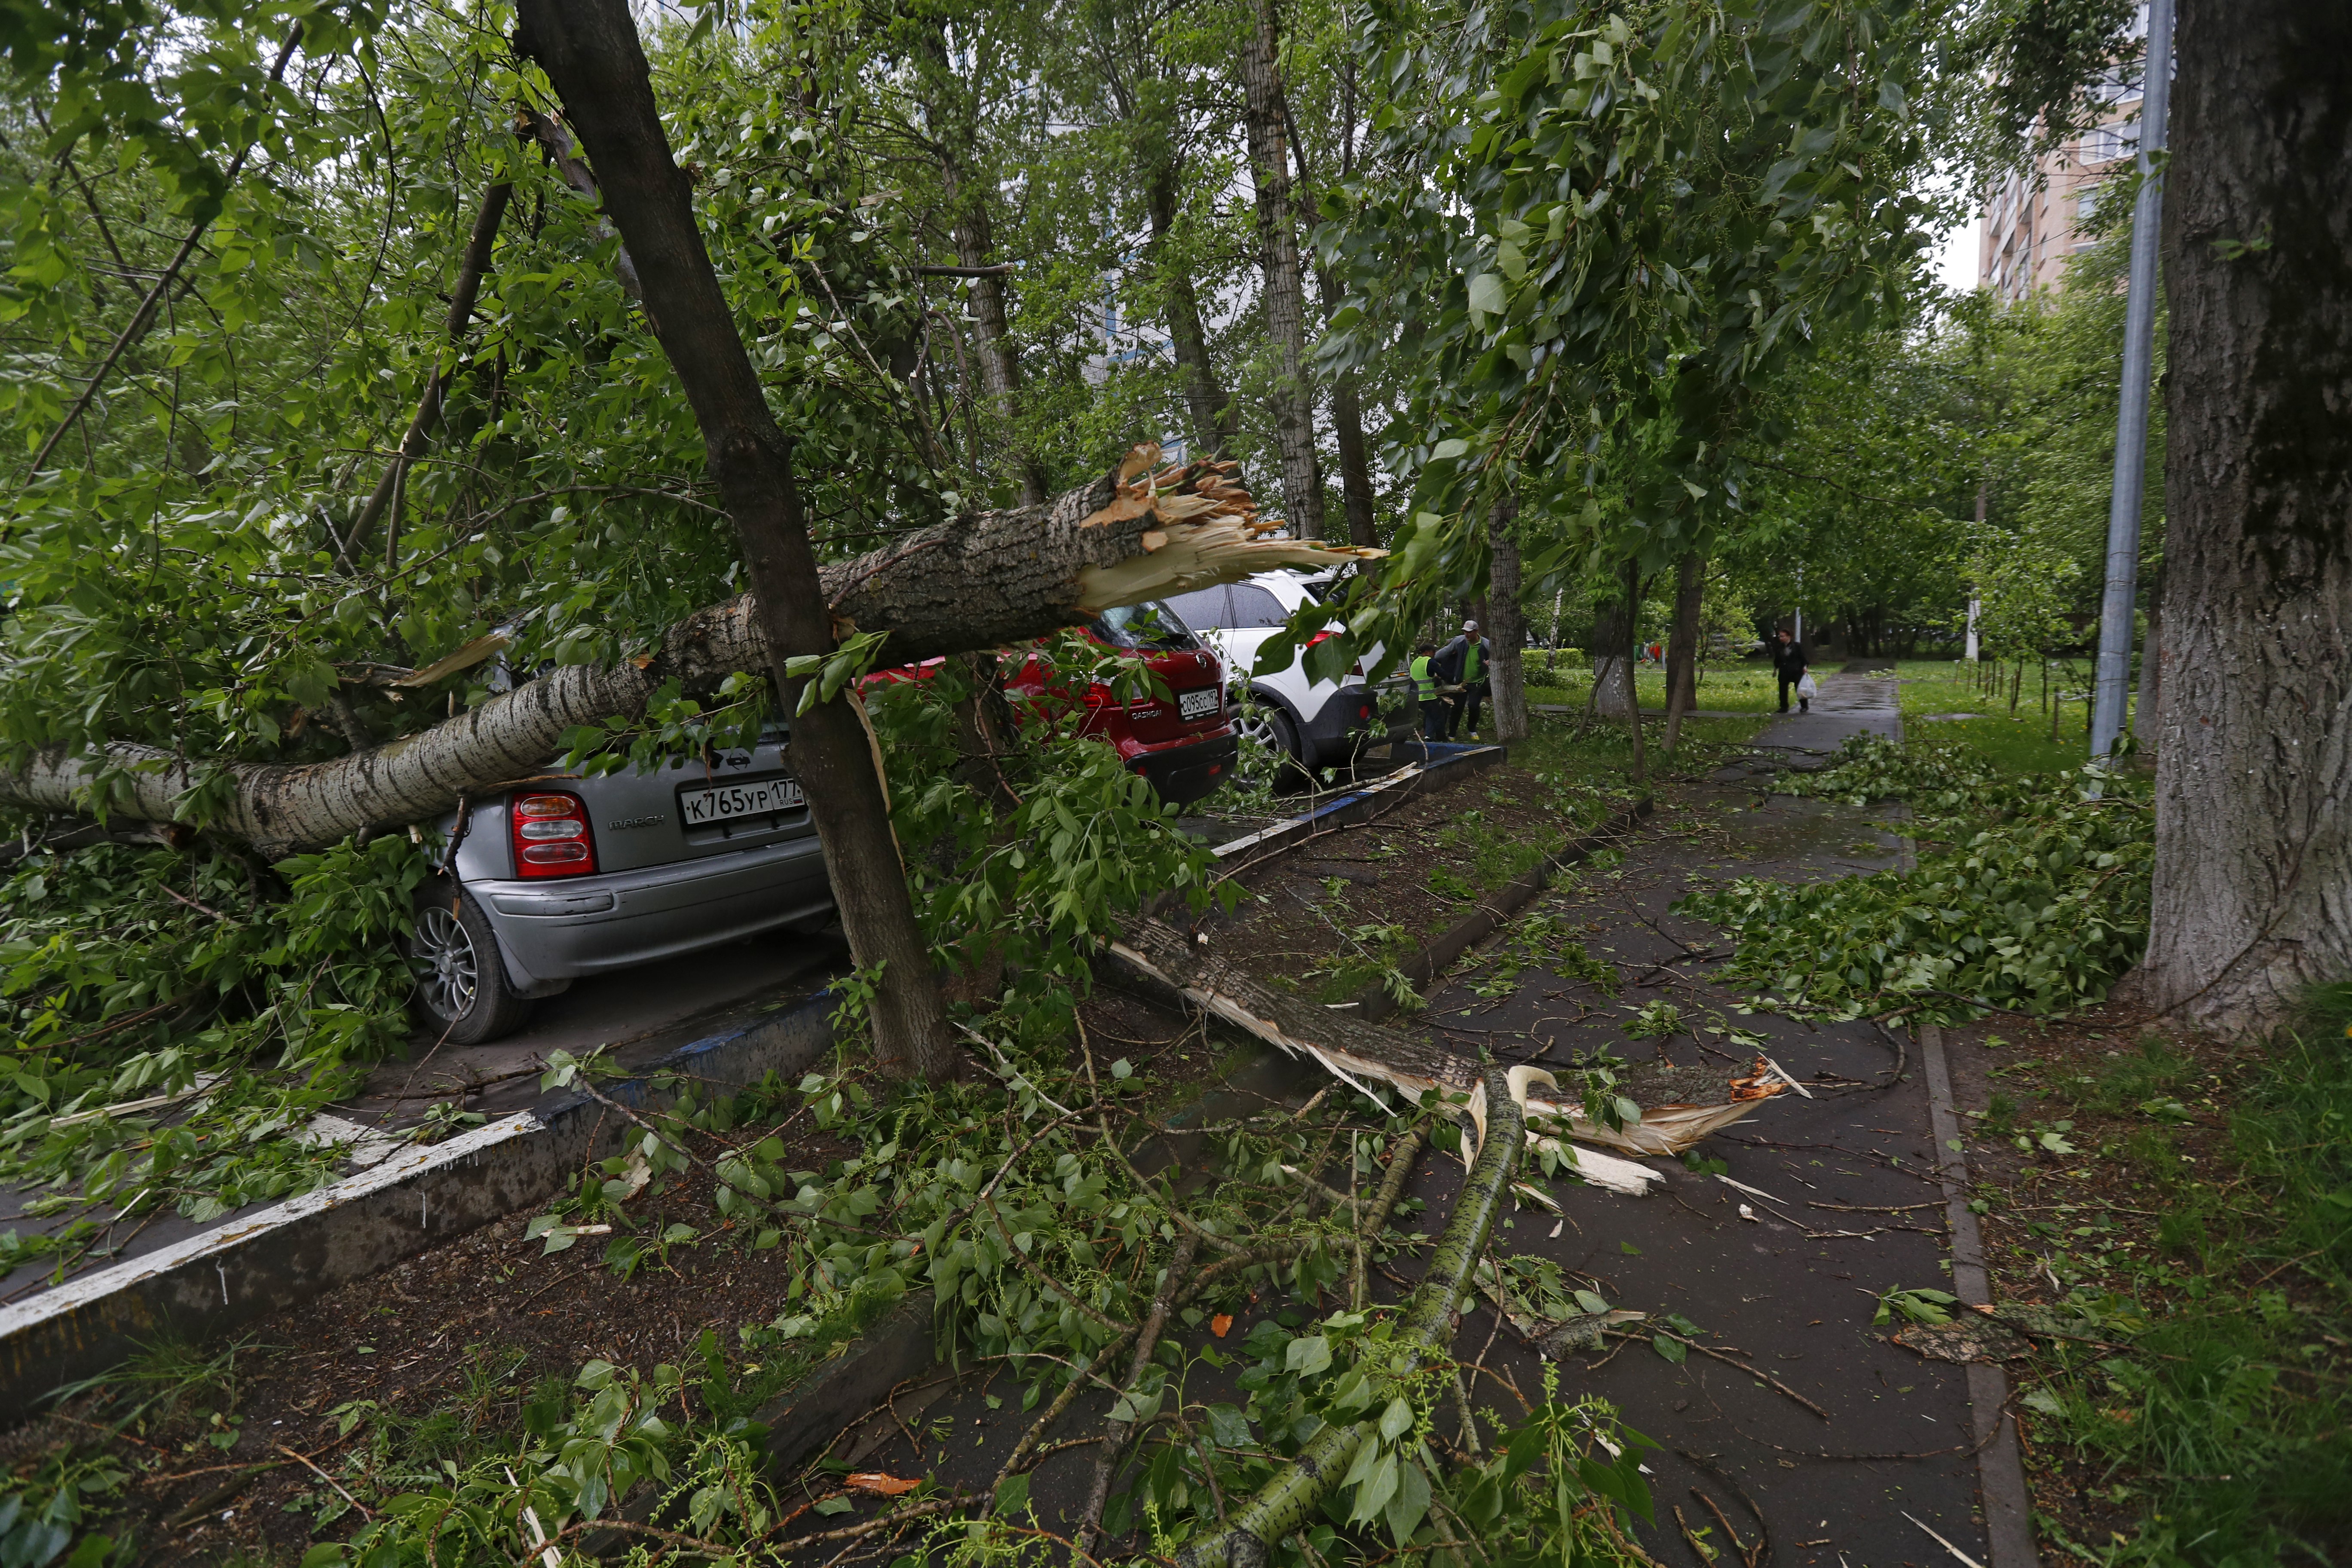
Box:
510;791;597;879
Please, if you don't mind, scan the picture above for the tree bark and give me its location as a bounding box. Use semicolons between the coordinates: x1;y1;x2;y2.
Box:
1315;270;1379;548
2122;0;2352;1039
1662;551;1705;752
1485;495;1529;743
343;176;514;566
952;197;1047;505
1237;0;1324;539
513;1;960;1078
1589;577;1636;720
2132;556;2163;751
0;461;1364;851
1145;172;1239;457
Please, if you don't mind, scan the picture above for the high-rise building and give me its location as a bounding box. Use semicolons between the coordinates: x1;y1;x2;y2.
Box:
1977;4;2151;301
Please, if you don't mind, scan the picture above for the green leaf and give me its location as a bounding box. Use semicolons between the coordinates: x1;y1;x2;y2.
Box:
1286;1335;1332;1376
1466;272;1506;326
1652;1333;1687;1365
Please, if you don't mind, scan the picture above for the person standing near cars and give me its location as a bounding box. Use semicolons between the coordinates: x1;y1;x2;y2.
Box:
1409;642;1446;741
1430;620;1486;739
1774;627;1810;713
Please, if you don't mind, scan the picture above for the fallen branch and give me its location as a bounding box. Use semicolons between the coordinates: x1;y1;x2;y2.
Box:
1176;1066;1531;1568
1108;916;1770;1170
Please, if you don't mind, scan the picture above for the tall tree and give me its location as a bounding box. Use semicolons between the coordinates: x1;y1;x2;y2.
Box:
513;0;959;1079
1237;0;1325;538
2124;0;2351;1036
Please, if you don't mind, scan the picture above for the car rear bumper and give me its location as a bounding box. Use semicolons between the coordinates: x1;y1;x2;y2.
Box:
1127;732;1239;805
470;833;834;984
1297;683;1379;765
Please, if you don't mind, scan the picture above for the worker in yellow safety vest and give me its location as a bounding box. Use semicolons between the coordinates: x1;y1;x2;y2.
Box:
1409;642;1444;740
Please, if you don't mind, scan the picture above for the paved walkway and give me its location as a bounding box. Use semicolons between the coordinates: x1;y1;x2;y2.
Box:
1736;668;1902;772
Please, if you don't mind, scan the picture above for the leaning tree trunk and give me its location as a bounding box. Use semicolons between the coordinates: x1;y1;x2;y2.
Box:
1237;0;1324;539
1662;551;1705;753
343;175;512;567
1485;495;1530;743
515;0;959;1078
2124;0;2352;1039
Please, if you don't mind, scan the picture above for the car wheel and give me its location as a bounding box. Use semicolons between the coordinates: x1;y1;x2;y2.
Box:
1232;692;1312;791
407;884;537;1047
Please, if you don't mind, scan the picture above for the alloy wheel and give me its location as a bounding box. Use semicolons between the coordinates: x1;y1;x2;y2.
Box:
411;904;479;1023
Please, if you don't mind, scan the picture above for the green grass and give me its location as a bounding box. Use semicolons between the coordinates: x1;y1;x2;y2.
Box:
2021;986;2352;1567
1891;656;2127;775
1523;658;1781;714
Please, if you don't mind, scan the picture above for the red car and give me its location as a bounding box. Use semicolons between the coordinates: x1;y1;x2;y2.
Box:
874;600;1238;805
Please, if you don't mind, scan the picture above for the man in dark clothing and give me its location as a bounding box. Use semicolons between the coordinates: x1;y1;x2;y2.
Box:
1774;628;1810;713
1428;621;1486;739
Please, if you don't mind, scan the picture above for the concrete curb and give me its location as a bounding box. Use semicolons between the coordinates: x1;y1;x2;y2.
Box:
1895;809;2040;1568
0;989;839;1422
1923;1023;2040;1568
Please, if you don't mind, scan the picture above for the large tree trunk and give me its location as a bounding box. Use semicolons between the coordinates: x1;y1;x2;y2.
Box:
2132;555;2163;750
2123;0;2352;1039
1485;495;1529;743
515;1;956;1078
0;456;1362;849
1237;0;1324;539
1145;172;1239;457
1662;551;1705;752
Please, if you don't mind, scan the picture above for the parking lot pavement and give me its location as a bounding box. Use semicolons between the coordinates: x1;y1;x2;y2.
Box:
355;927;848;1122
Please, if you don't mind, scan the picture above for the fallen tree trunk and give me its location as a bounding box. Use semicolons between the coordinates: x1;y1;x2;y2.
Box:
0;452;1367;854
1176;1064;1528;1568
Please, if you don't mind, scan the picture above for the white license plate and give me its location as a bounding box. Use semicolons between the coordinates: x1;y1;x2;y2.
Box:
1178;688;1219;721
680;775;805;826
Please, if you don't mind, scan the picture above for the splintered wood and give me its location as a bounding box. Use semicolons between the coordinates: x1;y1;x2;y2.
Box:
1109;916;1782;1199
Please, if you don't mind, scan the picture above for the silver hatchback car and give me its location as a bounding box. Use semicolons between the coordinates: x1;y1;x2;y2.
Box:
407;734;835;1044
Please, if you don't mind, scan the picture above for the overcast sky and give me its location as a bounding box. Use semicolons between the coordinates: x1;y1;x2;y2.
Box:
1934;213;1983;294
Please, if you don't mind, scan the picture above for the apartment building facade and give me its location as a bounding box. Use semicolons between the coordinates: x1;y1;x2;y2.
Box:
1977;4;2151;300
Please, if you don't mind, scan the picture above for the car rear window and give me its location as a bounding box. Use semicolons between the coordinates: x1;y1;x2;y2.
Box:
1160;586;1228;630
1092;601;1201;650
1226;584;1291;628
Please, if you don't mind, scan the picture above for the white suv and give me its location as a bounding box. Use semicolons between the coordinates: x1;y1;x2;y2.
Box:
1159;570;1382;778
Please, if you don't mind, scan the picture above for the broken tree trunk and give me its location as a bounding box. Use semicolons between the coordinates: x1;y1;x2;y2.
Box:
1175;1065;1526;1568
0;456;1369;852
